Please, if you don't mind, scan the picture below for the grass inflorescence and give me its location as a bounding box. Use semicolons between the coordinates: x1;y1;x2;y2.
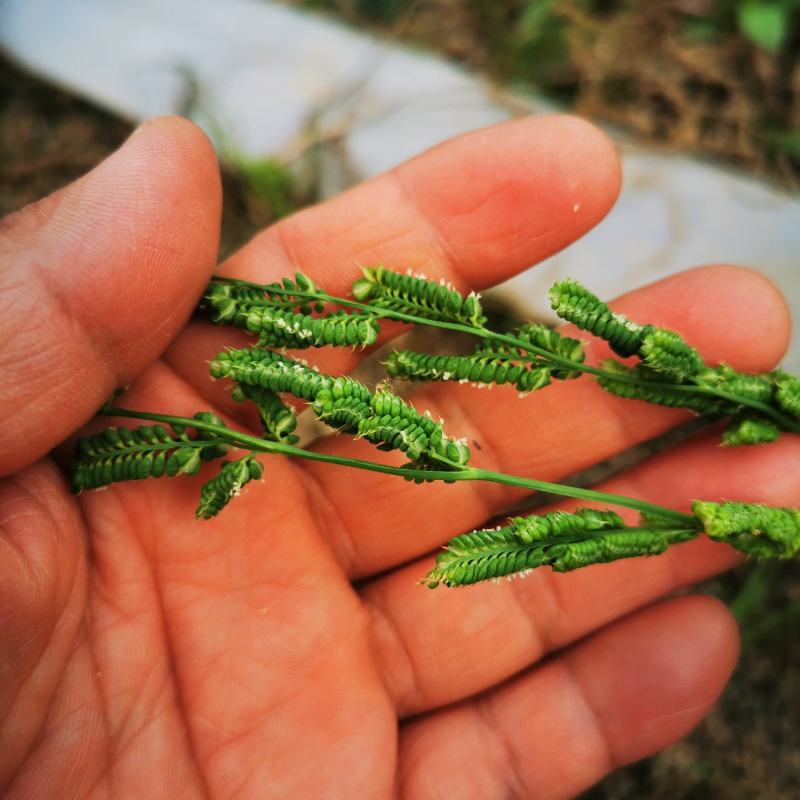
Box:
71;266;800;587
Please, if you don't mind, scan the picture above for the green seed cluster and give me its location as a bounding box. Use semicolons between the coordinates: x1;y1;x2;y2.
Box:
352;266;486;327
311;377;470;467
549;279;649;357
512;322;586;379
722;414;780;446
242;306;379;349
204;273;322;315
598;359;800;444
702;364;775;405
211;347;333;401
510;508;624;543
774;370;800;418
639;328;705;380
231;383;299;443
361;389;470;466
385;320;585;395
426;507;696;588
549;278;800;443
196;456;263;519
204;278;378;349
385;350;551;393
693;500;800;558
311;376;374;434
214;350;470;470
71;416;229;492
596;361;729;415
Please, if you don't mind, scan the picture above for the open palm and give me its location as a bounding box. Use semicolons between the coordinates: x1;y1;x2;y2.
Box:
1;116;795;799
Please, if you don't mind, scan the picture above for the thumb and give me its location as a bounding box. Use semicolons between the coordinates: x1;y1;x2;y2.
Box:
0;116;221;476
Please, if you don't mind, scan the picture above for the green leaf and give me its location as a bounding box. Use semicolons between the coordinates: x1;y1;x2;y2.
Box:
738;1;790;52
513;8;572;88
237;158;295;218
355;0;408;22
516;0;557;40
682;17;722;43
762;128;800;157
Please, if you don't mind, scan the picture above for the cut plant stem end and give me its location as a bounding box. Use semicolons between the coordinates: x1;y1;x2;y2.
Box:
101;406;697;525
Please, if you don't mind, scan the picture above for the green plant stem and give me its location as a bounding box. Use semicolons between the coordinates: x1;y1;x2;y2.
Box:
209;276;800;435
731;562;780;623
103;406;697;526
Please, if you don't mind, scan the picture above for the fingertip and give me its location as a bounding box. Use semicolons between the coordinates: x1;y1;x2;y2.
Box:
113;116;222;262
395;113;622;285
571;594;739;767
702;264;792;368
612;264;791;371
130;115;221;202
664;594;741;682
532;113;621;199
510;113;622;241
0;115;223;475
76;115;222;356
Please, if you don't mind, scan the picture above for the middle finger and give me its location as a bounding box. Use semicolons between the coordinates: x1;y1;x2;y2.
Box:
298;265;789;577
362;430;800;717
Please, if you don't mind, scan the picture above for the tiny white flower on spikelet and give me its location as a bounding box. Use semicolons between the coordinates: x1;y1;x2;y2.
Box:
442;372;451;380
612;312;642;333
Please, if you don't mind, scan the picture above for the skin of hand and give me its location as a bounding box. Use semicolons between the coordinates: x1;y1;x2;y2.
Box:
0;114;794;800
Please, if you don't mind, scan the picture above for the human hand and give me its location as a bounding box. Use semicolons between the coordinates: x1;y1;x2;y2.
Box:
1;115;793;799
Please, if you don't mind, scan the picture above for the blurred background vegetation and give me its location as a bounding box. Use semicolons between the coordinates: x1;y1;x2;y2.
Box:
1;1;799;797
294;0;800;187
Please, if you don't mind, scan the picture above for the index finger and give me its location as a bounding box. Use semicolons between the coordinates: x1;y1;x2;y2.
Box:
165;115;621;408
224;114;619;294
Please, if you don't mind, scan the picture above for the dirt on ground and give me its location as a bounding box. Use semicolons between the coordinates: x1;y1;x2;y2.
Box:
297;0;800;188
0;56;285;256
1;49;799;800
